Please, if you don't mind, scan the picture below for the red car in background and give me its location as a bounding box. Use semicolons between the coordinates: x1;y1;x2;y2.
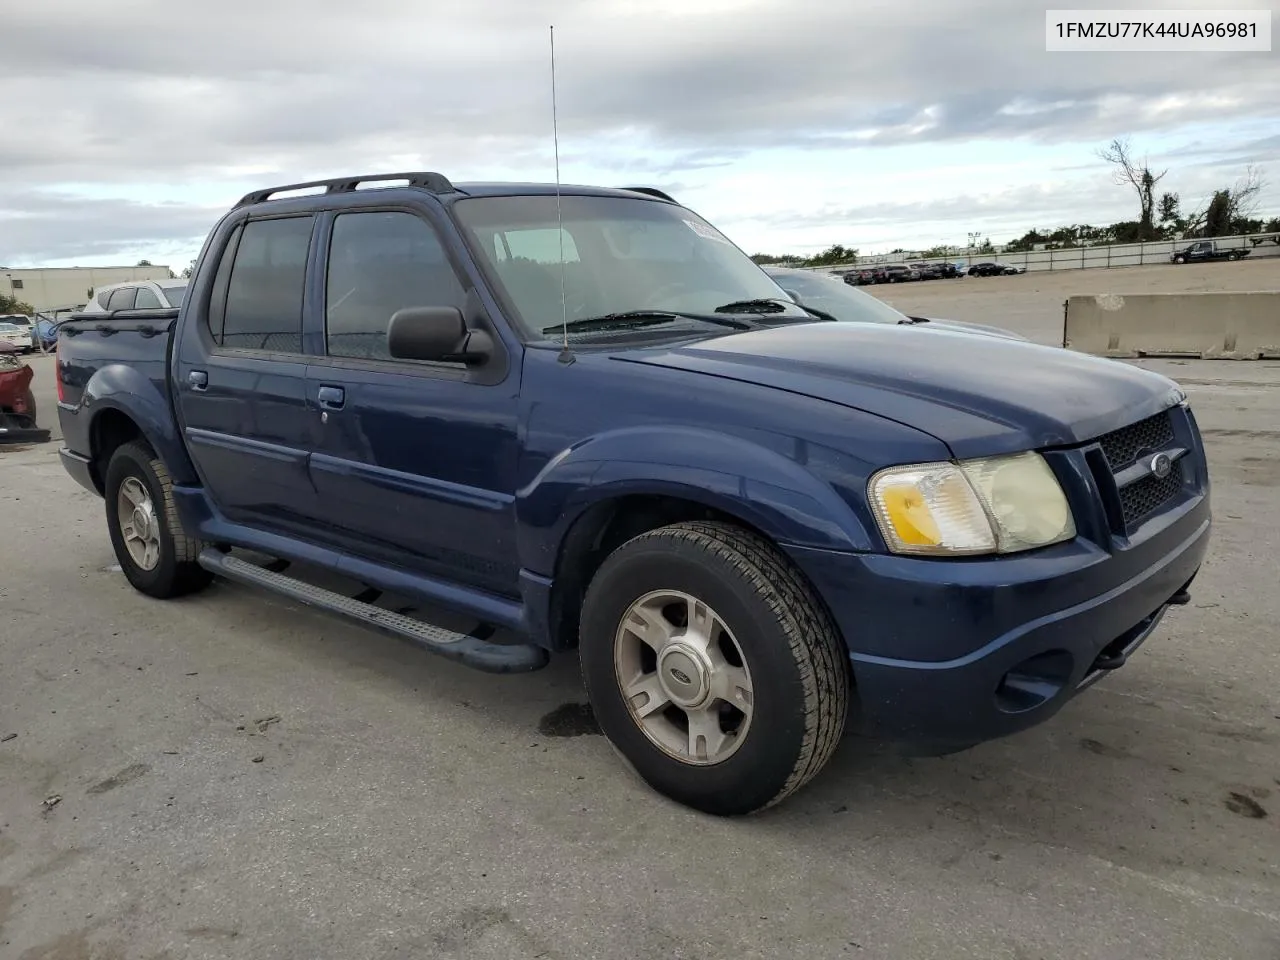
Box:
0;344;49;444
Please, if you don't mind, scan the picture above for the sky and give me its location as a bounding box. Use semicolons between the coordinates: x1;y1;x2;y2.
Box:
1;0;1277;269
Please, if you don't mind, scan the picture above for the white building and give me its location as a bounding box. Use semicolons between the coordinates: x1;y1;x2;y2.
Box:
2;265;173;312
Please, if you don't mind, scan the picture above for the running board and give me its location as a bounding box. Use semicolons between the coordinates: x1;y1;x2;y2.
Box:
197;549;549;674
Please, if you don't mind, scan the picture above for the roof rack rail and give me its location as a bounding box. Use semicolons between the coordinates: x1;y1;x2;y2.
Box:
619;186;677;203
235;172;457;207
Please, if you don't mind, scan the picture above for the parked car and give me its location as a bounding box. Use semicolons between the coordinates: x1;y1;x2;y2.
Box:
0;352;48;443
1170;240;1248;264
843;268;877;286
0;321;32;354
882;264;919;283
80;279;189;314
31;317;60;352
763;267;1024;340
56;172;1210;816
908;262;942;280
967;261;1022;277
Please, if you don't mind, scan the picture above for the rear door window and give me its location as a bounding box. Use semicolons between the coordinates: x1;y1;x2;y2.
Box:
106;287;137;311
220;216;314;352
133;287;162;309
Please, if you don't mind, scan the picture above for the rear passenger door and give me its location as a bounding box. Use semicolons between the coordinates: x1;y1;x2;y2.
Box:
174;214;326;535
304;208;522;596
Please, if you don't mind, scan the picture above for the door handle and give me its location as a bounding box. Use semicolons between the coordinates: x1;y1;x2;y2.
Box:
317;385;345;410
188;370;208;391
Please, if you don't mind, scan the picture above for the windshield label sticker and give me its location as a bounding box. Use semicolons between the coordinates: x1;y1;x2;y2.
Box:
683;219;732;244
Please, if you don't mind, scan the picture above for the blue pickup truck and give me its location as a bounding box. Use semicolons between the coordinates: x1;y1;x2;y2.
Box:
55;173;1211;815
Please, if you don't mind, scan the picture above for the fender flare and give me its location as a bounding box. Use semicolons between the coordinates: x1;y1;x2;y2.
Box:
82;363;198;485
515;424;875;577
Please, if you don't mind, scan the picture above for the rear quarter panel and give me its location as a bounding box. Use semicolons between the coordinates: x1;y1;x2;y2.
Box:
56;317;198;486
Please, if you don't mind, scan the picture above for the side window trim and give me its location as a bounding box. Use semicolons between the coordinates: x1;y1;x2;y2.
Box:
206;222;244;345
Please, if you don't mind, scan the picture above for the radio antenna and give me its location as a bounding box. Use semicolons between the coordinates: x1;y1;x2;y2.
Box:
550;25;572;362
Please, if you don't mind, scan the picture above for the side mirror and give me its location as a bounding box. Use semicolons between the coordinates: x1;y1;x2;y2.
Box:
387;306;491;364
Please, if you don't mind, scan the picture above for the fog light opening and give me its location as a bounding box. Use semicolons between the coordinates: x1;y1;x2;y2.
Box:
995;650;1074;714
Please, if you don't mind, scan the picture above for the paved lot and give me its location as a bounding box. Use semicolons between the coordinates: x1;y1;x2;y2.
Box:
2;267;1279;958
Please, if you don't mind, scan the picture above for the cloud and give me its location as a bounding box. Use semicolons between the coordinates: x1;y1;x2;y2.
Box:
0;190;221;265
0;0;1276;262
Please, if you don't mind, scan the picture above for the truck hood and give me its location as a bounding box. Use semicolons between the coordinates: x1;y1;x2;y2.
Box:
904;316;1027;341
617;323;1184;459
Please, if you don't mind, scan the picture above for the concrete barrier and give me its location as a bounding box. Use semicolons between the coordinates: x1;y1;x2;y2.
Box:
1063;292;1280;360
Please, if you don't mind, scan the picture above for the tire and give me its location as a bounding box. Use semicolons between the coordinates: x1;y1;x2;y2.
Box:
1228;251;1241;260
104;440;213;599
1173;255;1185;264
580;521;849;816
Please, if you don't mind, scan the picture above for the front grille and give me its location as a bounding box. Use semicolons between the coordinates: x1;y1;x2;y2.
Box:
1097;412;1175;472
1118;467;1183;526
1089;410;1185;531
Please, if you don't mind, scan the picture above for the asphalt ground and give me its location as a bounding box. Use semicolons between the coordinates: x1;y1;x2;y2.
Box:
2;261;1277;959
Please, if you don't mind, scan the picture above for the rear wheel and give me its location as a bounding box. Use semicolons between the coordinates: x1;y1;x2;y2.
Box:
104;441;212;599
580;521;849;815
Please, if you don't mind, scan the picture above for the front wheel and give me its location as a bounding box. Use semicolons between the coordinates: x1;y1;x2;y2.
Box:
1173;255;1185;264
104;441;213;599
580;521;849;815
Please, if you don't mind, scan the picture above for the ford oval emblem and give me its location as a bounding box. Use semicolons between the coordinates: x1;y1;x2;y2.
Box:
670;667;692;685
1149;453;1172;479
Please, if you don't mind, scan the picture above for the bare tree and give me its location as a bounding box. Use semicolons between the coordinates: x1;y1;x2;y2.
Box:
1183;165;1268;237
1231;164;1265;221
1097;137;1168;241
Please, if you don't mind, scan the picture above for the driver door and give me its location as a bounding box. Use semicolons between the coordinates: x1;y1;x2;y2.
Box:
304;209;523;597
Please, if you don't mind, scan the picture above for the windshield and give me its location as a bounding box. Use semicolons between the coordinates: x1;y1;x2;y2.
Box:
766;270;910;325
453;194;812;342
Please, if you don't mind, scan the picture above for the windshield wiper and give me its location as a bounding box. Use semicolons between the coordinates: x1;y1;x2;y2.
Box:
714;298;830;321
542;310;749;335
714;298;788;314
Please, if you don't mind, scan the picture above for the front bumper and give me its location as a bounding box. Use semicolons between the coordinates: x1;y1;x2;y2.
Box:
786;497;1210;749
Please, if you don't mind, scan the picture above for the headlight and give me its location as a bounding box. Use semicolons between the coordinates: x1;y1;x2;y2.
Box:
868;452;1075;557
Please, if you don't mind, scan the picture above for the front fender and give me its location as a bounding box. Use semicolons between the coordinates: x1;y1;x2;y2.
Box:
515;425;875;577
83;363;197;484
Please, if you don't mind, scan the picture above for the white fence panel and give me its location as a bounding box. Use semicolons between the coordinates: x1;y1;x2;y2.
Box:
807;231;1280;276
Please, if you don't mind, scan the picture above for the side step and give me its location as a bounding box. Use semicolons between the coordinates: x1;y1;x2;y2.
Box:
197;549;549;674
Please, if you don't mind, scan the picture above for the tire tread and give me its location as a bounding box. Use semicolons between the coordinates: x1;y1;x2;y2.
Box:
110;441;211;597
619;520;849;811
